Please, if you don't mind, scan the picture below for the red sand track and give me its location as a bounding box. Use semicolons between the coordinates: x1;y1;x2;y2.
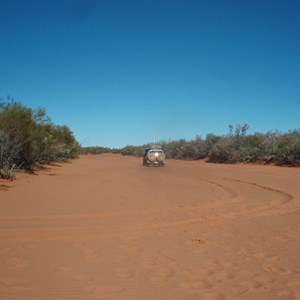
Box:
1;154;300;299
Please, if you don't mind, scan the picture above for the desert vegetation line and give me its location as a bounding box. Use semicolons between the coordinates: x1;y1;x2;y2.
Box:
1;96;299;181
82;124;300;167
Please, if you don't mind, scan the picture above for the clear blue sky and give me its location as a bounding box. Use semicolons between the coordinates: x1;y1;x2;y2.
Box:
1;0;299;148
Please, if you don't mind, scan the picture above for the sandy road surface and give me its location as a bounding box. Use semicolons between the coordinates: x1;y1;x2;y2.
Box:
1;154;300;300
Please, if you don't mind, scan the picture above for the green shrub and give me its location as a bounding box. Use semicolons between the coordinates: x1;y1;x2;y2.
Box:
274;130;300;165
0;97;80;179
208;138;238;163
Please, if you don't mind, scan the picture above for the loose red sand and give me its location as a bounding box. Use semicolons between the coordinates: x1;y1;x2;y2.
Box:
1;154;300;299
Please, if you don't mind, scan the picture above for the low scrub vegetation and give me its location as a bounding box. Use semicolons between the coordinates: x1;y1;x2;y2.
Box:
88;123;299;166
80;146;119;155
5;97;297;181
0;97;80;179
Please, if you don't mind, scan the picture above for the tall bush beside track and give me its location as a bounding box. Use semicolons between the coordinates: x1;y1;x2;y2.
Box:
0;97;80;179
0;99;34;177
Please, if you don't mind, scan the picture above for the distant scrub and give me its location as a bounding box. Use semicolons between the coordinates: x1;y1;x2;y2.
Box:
80;146;118;155
89;123;300;167
0;97;80;179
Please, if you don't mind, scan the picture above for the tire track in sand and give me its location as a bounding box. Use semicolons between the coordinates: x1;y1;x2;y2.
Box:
0;176;295;238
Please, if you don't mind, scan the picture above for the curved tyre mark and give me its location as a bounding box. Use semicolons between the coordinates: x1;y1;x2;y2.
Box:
0;178;294;237
223;177;293;203
197;178;239;199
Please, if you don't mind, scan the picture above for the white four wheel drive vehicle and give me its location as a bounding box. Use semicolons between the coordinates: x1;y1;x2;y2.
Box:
143;145;166;167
